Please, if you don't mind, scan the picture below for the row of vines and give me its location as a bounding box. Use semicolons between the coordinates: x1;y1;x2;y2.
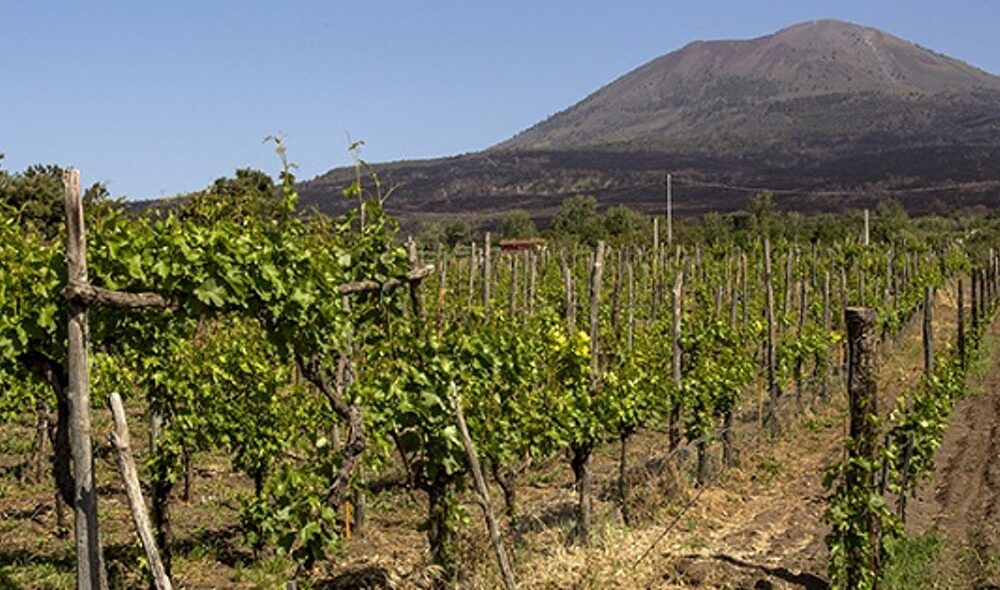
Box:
0;157;994;588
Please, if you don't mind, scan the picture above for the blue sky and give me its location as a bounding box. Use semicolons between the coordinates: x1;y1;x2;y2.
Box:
2;1;999;199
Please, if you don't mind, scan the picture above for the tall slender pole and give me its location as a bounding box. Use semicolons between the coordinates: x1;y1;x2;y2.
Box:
666;173;673;247
64;169;109;590
922;286;934;375
483;232;492;317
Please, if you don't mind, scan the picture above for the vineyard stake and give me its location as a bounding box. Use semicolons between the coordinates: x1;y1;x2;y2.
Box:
108;393;173;590
63;169;109;590
844;306;881;585
451;387;518;590
923;286;934;375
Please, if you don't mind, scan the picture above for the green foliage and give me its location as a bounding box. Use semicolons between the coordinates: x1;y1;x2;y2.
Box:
880;532;941;590
418;220;446;248
601;205;644;246
499;209;538;239
444;219;471;249
550;194;605;246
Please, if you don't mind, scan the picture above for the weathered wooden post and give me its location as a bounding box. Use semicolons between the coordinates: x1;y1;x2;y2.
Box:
670;268;684;450
958;278;966;368
923;286;934;375
972;268;980;334
571;241;604;547
763;238;779;431
63;169;109;590
467;241;477;313
108;393;173;590
483;232;492;316
451;386;518;590
845;306;881;587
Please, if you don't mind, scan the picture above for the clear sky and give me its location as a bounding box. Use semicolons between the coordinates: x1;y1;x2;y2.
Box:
3;1;999;199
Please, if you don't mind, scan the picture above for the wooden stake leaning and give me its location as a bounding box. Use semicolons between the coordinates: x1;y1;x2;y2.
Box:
450;385;518;590
107;393;173;590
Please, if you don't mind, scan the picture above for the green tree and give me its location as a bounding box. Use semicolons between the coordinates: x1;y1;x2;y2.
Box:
602;205;644;245
551;194;605;245
500;209;538;239
748;191;777;237
183;168;282;223
701;211;731;247
874;198;913;244
444;219;471;249
418;220;446;247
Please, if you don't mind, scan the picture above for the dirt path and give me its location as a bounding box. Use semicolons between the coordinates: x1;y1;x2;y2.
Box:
655;286;958;589
907;318;1000;587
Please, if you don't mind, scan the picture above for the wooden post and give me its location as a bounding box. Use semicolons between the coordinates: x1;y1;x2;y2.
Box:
763;238;779;431
741;251;749;326
923;286;934;375
844;306;881;586
589;242;605;390
980;268;988;323
626;258;635;353
972;268;979;334
467;241;477;313
508;252;518;317
63;169;109;590
436;254;449;328
611;249;623;339
958;278;966;368
528;251;537;316
483;233;492;316
728;252;738;325
820;270;831;398
451;387;518;590
560;251;576;331
407;239;425;321
665;173;673;248
652;219;660;320
669;268;684;450
859;265;866;307
108;393;173;590
572;241;605;548
782;252;794;332
795;273;808;409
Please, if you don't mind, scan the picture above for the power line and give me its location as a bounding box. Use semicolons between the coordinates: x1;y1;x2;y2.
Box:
669;177;1000;197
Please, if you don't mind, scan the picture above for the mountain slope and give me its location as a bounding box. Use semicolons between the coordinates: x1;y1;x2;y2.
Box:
299;20;1000;227
495;19;1000;155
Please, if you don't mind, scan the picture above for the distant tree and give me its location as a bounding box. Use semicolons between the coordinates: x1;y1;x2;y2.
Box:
444;219;472;249
701;211;731;247
804;213;851;244
602;205;644;245
418;220;446;248
182;168;281;222
873;198;913;243
500;209;538;239
748;191;777;236
551;194;605;246
0;164;64;232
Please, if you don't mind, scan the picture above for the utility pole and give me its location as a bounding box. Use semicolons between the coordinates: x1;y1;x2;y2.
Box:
665;173;673;247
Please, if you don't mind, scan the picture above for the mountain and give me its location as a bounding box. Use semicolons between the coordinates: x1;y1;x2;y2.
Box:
299;20;1000;227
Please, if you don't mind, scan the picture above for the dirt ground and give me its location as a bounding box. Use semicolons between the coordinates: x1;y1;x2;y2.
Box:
907;316;1000;588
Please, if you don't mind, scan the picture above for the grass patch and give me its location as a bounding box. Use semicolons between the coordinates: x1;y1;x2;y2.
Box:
880;531;940;590
751;458;783;484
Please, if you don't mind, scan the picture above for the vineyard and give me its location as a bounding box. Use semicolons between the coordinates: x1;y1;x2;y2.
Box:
2;158;1000;590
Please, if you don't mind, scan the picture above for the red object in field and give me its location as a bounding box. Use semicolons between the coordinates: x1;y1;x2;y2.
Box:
498;238;546;252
